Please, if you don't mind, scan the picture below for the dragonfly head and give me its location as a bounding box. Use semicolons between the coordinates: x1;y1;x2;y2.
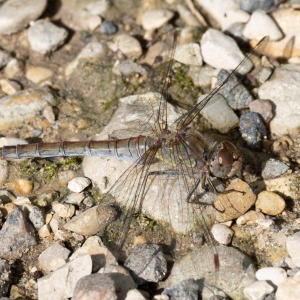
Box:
208;141;242;178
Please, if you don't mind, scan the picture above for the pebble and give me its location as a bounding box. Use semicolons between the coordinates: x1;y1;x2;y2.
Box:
286;232;300;267
0;259;11;297
199;0;250;30
166;245;256;300
29;206;45;229
0;50;11;69
236;210;265;226
70;236;117;272
27;20;68;55
7;178;33;196
100;20;118;35
249;99;274;123
215;179;256;222
211;223;234;245
276;275;300;300
63;192;85;205
177;4;201;27
173;43;202;66
257;66;273;84
38;242;71;273
163;278;200;300
259;64;300;135
0;207;36;260
239;112;267;150
0;160;8;187
141;9;174;31
49;215;71;241
240;0;280;13
261;159;289;179
64;204;118;236
0;0;47;35
256;191;286;216
4;58;23;79
113;60;147;76
217;69;254;109
73;273;117;300
38;254;92;299
38;224;51;238
201;29;252;72
243;10;283;41
188;65;218;89
198;94;239;133
0;88;56;131
0;79;21;95
113;34;142;60
52;202;75;219
256;267;287;286
124;244;167;283
243;280;274;300
68;177;91;193
65;42;107;76
25;65;53;84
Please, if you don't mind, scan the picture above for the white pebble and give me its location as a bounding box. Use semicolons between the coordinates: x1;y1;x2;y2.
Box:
0;79;21;95
211;223;234;245
244;280;274;300
68;177;91;193
256;267;287;286
52;202;75;219
276;276;300;300
201;29;252;72
114;34;142;60
141;9;174;31
28;20;68;54
173;43;202;66
243;10;283;41
286;232;300;267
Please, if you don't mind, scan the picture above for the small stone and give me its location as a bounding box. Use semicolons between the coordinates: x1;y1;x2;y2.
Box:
256;267;287;286
49;215;71;241
163;278;200;300
286;232;300;267
100;20;118;35
42;105;55;123
0;208;36;260
70;236;117;272
215;179;256;222
0;0;47;35
198;93;239;133
177;4;201;27
58;170;77;187
113;60;147;76
0;79;21;95
256;191;286;216
38;224;51;238
29;206;45;229
7;178;33;196
68;177;91;193
124;244;167;283
64;204;119;236
38;242;71;273
0;160;8;187
0;259;11;297
240;112;267;150
243;10;283;41
188;65;218;89
114;34;142;60
28;20;68;55
257;67;273;84
261;159;289;179
240;0;279;13
25;65;53;84
64;192;85;205
73;273;117;300
173;43;202;66
0;50;10;68
211;224;234;245
201;29;252;71
217;69;254;109
276;276;300;300
236;210;265;226
38;254;92;299
0;88;56;131
249;99;274;124
243;280;274;300
141;9;174;31
52;202;75;219
4;58;23;79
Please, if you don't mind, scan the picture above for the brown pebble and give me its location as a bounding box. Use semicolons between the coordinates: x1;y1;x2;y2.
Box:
7;178;33;195
256;191;286;216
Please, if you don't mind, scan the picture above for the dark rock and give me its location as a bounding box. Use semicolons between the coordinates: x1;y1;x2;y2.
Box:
239;111;267;150
239;0;280;13
29;206;45;230
100;20;118;35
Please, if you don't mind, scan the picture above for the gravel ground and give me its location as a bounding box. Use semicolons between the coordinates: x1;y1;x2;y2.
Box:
0;0;299;299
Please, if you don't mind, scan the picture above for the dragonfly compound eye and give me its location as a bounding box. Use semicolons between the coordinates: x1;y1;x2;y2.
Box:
209;141;242;178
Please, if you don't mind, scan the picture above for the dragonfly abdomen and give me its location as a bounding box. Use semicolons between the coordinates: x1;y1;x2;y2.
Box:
0;135;153;159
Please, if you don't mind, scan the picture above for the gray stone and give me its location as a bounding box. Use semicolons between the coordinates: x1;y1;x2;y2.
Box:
124;244;167;283
0;0;47;35
239;0;280;13
262;159;289;179
100;20;118;35
0;259;11;297
28;20;68;55
0;208;36;260
29;206;45;229
243;280;274;300
163;278;200;300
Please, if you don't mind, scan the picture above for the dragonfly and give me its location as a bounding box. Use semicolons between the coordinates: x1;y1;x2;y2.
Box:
0;33;267;284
